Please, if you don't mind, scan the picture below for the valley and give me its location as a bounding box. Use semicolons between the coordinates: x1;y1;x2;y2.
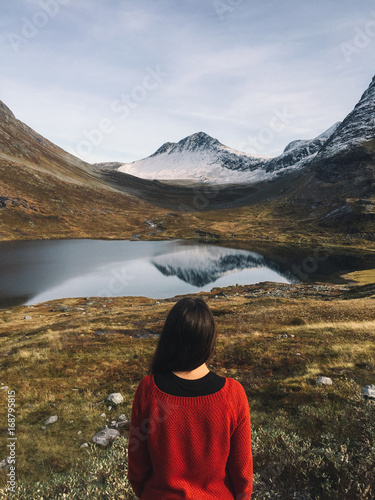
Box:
0;74;374;499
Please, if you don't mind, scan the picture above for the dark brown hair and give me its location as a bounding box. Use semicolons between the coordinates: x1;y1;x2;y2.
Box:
150;297;217;374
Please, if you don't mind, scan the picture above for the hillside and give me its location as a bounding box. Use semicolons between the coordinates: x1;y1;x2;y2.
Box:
0;78;374;246
0;101;167;241
287;76;375;237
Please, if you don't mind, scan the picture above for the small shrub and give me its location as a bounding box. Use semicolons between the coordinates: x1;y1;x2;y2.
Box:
252;401;375;499
290;317;306;326
3;437;137;500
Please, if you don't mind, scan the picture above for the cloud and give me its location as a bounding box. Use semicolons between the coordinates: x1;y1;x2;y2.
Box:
0;0;374;163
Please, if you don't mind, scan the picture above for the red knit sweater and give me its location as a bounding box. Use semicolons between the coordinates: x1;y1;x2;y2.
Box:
127;374;253;499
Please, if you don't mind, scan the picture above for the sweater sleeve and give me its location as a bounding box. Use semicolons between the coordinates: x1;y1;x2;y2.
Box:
127;378;153;498
226;382;253;499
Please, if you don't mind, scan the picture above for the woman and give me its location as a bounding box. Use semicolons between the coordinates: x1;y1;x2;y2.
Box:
127;297;253;499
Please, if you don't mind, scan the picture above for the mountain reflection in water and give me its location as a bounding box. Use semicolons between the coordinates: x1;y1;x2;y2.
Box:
0;239;296;307
151;246;297;287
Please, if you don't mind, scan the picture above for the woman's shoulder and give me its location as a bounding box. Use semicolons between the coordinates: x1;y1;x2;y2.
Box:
136;374;154;390
224;377;249;403
225;377;246;391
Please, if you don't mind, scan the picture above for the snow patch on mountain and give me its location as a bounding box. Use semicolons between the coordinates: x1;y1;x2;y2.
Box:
263;123;341;175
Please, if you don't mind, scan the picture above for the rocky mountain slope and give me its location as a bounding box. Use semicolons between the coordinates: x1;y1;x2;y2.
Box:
312;75;375;190
0;101;102;187
287;76;375;233
0;101;163;240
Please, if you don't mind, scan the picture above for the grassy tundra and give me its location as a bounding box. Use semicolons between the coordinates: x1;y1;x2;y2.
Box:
0;280;374;499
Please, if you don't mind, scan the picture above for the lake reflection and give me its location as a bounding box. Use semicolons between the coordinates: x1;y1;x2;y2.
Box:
0;239;297;306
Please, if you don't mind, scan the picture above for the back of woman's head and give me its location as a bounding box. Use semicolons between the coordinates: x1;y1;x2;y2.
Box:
150;297;216;374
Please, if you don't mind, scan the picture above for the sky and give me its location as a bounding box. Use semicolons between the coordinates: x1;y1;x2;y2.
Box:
0;0;374;164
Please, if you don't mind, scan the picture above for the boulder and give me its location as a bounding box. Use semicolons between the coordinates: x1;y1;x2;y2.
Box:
316;376;332;385
0;457;11;470
361;384;375;400
107;393;123;405
92;427;120;446
44;415;58;425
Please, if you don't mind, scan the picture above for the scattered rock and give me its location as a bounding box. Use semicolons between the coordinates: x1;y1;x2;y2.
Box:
316;376;333;385
80;442;89;448
134;329;159;339
92;427;120;446
0;457;11;470
100;413;106;418
118;414;128;422
361;384;375;400
107;393;123;405
44;415;58;425
0;386;9;390
145;219;157;229
24;315;32;320
77;431;82;435
41;426;46;430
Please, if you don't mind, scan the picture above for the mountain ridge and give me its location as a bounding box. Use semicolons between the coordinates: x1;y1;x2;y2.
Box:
0;75;374;242
95;76;375;194
108;123;341;184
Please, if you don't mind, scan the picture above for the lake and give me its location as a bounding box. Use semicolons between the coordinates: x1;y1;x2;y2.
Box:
0;239;300;307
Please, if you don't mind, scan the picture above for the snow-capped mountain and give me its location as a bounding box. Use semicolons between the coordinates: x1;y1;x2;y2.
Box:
118;131;268;184
264;123;340;174
97;76;375;188
112;126;340;184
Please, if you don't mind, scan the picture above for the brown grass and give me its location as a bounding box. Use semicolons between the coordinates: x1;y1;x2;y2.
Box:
0;282;374;488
